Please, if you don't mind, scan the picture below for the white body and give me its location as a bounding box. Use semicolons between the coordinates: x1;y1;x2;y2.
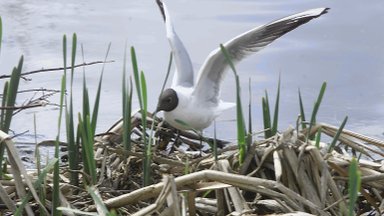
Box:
163;86;234;130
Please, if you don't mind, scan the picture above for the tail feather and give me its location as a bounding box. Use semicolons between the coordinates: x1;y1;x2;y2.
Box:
217;101;236;112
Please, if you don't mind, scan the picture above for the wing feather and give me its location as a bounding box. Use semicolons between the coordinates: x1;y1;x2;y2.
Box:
157;0;194;87
193;8;329;104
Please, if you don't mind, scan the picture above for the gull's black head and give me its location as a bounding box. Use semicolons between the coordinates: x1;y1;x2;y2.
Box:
156;88;179;112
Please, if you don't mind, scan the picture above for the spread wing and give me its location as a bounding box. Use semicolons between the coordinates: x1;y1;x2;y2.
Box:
192;8;329;104
157;0;194;88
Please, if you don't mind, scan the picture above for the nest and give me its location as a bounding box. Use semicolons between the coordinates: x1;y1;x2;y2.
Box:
0;110;383;215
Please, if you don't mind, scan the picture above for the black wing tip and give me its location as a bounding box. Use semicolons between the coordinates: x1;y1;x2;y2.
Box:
320;8;330;16
305;8;330;19
156;0;166;22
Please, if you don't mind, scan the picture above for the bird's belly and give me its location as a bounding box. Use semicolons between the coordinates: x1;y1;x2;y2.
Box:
163;106;216;130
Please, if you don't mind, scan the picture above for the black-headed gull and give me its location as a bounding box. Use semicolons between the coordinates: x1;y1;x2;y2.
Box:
155;0;329;130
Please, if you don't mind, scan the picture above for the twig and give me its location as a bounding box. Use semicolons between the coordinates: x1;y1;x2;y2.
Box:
1;90;59;114
0;103;47;110
16;88;61;94
0;60;114;80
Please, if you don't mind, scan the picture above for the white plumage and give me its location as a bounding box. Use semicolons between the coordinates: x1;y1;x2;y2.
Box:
156;0;329;130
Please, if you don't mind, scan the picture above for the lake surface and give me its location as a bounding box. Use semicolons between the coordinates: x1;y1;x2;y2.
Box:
1;0;384;147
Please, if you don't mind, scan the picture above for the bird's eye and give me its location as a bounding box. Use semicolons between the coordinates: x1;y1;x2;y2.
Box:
166;98;172;103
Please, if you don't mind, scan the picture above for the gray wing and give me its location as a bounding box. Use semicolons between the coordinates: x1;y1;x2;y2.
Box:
192;8;329;104
157;0;194;88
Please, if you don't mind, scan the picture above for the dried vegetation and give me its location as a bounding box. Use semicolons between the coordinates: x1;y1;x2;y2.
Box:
1;110;382;215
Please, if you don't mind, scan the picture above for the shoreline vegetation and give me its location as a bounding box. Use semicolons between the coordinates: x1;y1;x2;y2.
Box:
0;23;383;216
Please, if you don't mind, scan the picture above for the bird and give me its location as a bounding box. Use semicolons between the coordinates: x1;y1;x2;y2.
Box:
155;0;329;131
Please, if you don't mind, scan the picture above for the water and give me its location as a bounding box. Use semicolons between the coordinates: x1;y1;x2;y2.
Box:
1;0;384;149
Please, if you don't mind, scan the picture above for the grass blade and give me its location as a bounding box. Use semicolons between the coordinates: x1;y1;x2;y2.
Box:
220;44;246;163
0;56;23;178
91;43;111;131
52;74;66;216
63;35;67;75
66;95;78;185
0;82;9;129
87;186;116;216
298;88;307;129
247;78;252;149
130;46;151;185
90;72;102;132
124;77;133;151
235;74;246;163
140;71;151;186
327;116;348;153
271;75;281;135
262;91;272;138
63;34;79;186
53;34;76;215
348;157;361;216
122;45;132;151
79;113;97;184
2;56;23;132
70;33;77;86
131;47;143;108
141;71;147;112
307;82;327;140
82;76;90;123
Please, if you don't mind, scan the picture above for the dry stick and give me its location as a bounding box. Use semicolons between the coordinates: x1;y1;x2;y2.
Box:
305;153;323;206
166;176;181;216
321;128;378;157
0;103;47;110
131;176;172;216
0;181;16;211
361;173;384;183
236;182;301;211
273;149;283;182
322;195;349;211
215;184;226;215
239;142;258;175
187;191;197;216
195;198;218;213
320;123;384;148
223;188;235;213
102;169;327;215
319;156;329;207
0;179;26;186
273;198;295;212
310;149;348;214
1;91;58;114
284;147;322;207
246;143;277;177
7;156;34;216
0;60;114;79
334;173;384;184
16;88;60;94
0;130;50;215
217;160;250;213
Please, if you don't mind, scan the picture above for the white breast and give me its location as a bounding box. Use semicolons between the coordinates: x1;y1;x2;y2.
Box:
163;86;217;130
